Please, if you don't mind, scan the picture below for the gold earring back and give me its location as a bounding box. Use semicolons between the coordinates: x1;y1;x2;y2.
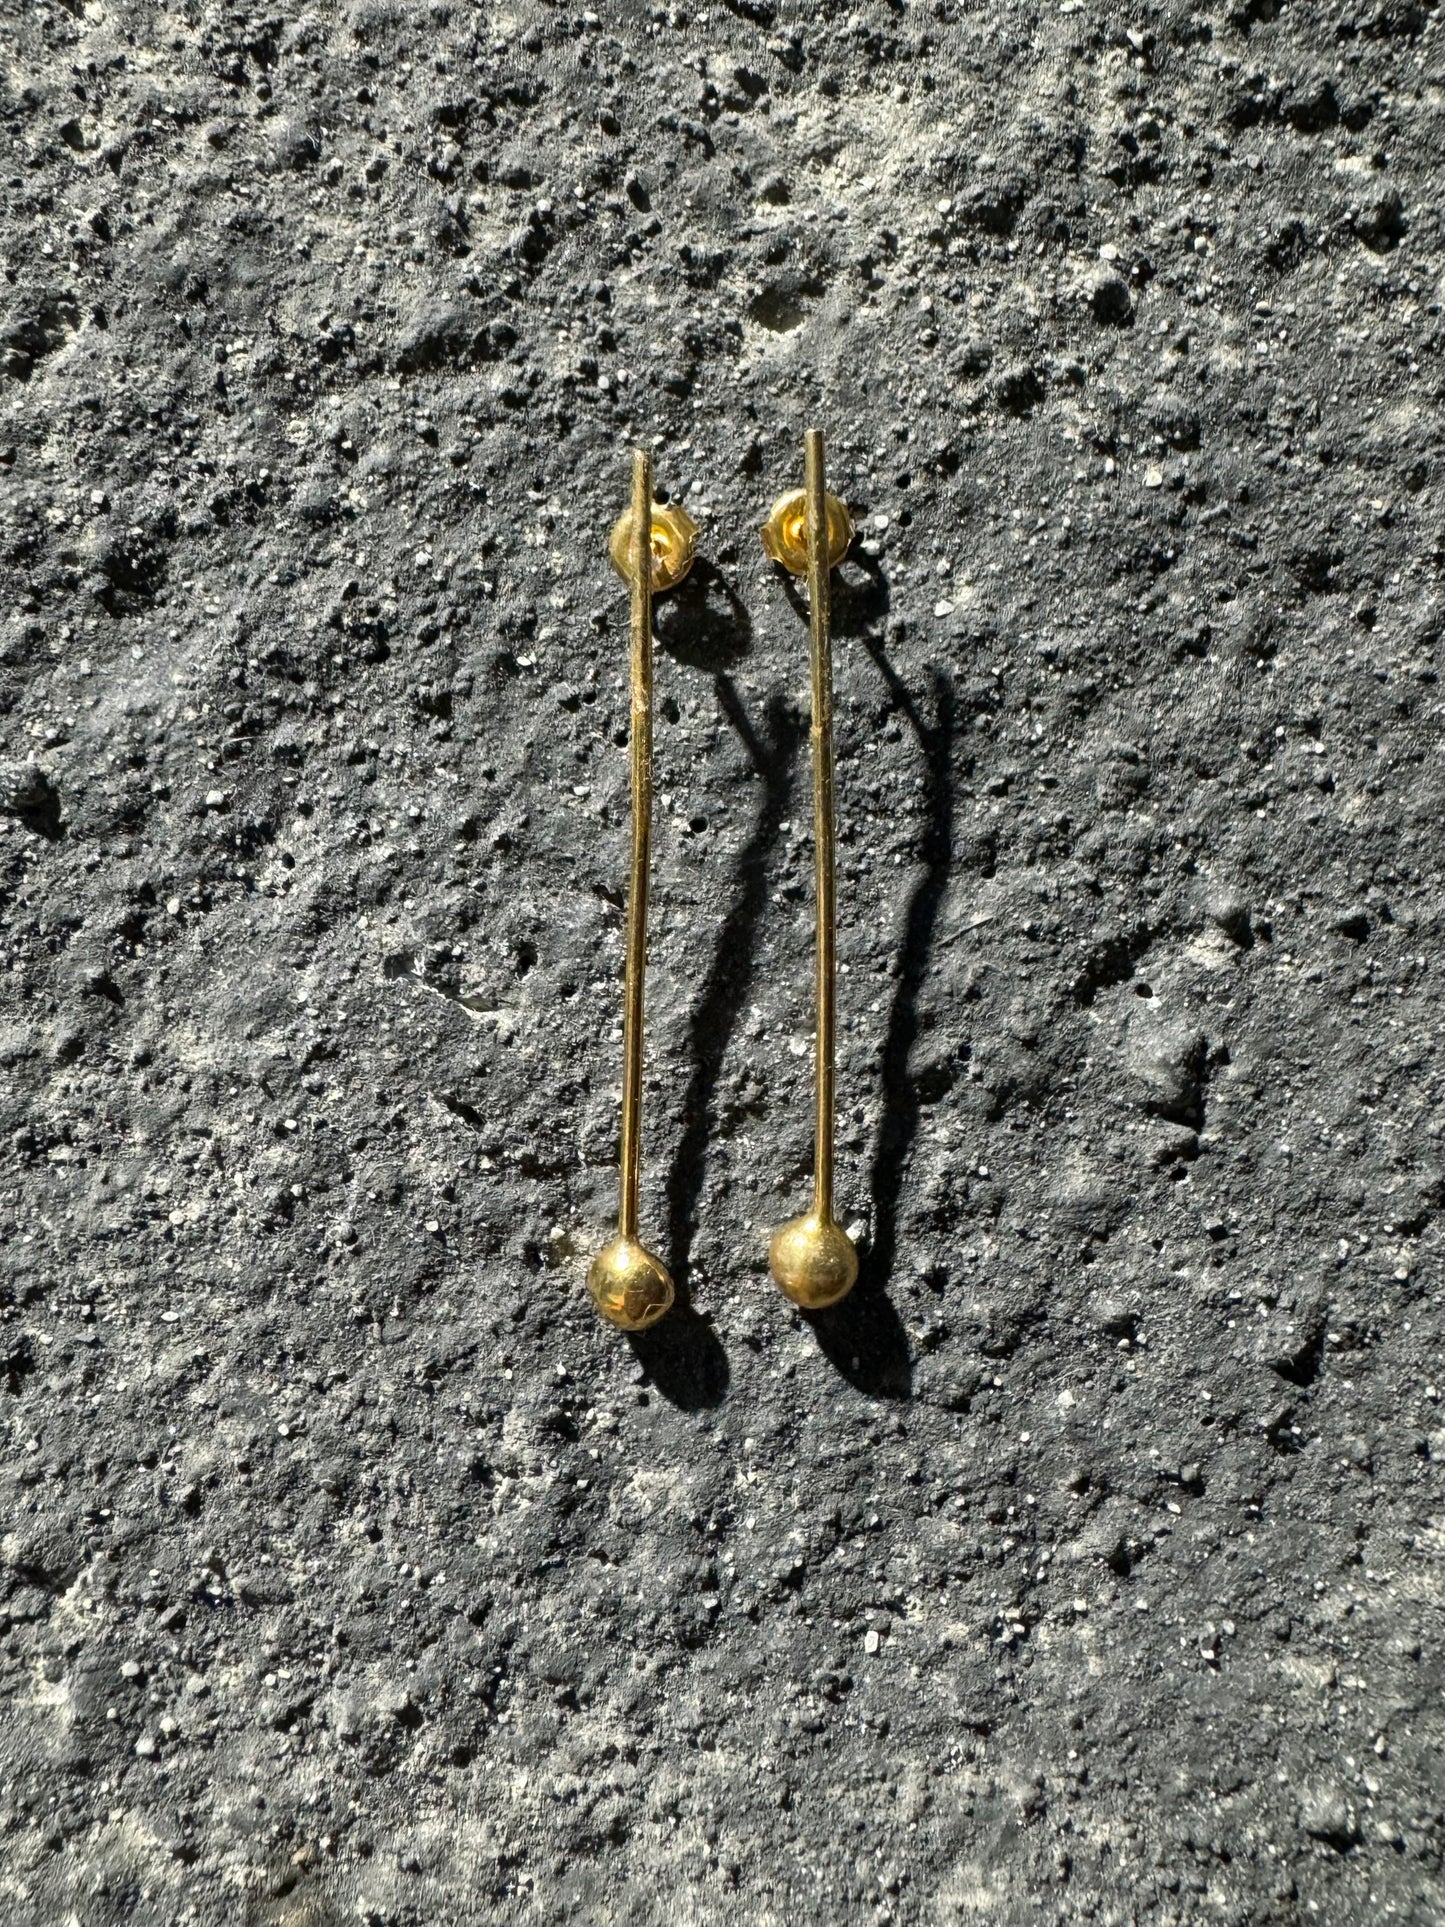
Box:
609;497;699;592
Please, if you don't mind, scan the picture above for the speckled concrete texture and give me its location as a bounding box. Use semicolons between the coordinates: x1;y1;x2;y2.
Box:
2;1;1443;1921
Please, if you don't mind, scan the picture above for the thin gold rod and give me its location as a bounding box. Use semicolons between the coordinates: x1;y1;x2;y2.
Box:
618;445;653;1244
804;427;836;1222
764;434;857;1309
589;455;695;1330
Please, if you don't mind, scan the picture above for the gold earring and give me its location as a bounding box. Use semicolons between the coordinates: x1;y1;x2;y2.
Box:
587;449;698;1331
761;430;859;1310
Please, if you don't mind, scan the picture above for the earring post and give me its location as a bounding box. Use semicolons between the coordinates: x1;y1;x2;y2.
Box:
764;429;859;1310
804;428;837;1224
617;445;653;1245
588;450;696;1332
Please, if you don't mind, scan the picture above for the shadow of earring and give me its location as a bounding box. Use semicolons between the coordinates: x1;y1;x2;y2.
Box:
803;1281;913;1401
627;1301;731;1411
654;556;753;672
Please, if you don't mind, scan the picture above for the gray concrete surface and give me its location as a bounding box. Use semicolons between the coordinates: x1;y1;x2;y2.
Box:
2;0;1443;1920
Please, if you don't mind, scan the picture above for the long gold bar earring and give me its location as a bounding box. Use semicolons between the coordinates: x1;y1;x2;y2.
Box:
587;448;698;1331
761;428;859;1310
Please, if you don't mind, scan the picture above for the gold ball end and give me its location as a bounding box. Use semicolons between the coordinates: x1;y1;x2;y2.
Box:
768;1212;859;1310
587;1236;675;1331
608;501;699;592
759;489;853;576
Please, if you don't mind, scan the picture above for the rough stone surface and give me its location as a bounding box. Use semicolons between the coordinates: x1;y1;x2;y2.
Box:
2;2;1443;1924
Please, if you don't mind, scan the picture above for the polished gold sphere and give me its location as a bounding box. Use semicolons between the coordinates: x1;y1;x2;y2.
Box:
587;1236;676;1331
768;1212;859;1310
608;501;699;592
759;489;854;576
